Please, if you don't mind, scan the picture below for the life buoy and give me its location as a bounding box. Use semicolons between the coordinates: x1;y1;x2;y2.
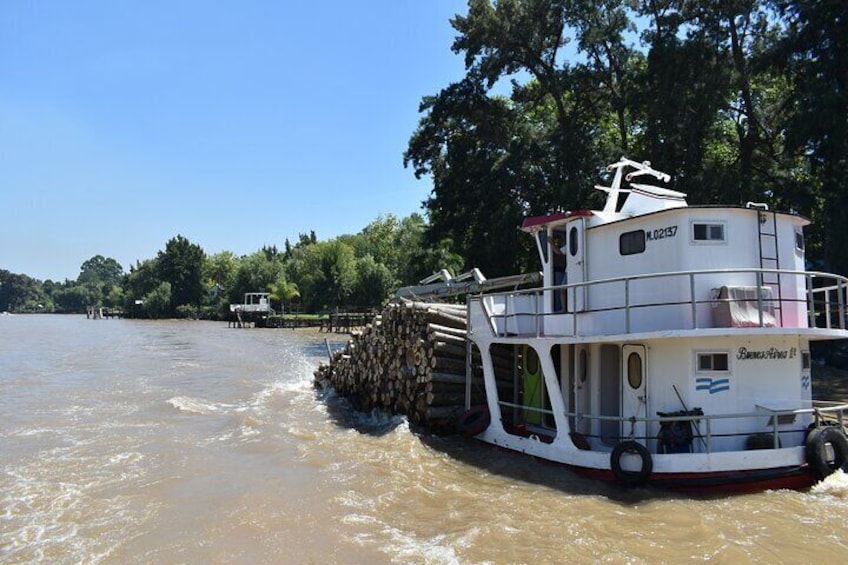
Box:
805;426;848;479
610;440;653;486
457;405;490;438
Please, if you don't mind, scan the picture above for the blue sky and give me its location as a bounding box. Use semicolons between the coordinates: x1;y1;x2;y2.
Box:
0;1;471;281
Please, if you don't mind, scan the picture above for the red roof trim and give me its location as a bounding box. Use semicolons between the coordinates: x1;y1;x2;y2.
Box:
520;210;593;231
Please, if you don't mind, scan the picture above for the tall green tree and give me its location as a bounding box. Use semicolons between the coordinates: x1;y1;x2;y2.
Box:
269;275;300;313
405;78;550;276
157;235;205;314
77;255;124;287
122;259;160;317
350;255;394;309
286;240;357;311
778;0;848;273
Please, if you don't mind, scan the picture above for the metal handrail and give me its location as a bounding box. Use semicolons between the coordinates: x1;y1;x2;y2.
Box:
497;401;848;454
474;267;848;338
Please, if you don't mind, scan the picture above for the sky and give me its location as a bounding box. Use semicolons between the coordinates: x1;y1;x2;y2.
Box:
0;1;472;282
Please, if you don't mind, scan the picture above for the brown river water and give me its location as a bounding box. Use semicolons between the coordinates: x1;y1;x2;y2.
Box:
2;314;847;564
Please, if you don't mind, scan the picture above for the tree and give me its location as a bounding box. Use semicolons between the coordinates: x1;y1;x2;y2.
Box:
53;283;99;313
203;251;239;316
286;243;324;311
230;250;285;305
405;78;553;276
403;237;465;285
157;235;205;315
778;0;848;273
351;255;394;309
269;276;300;314
77;255;123;287
122;259;160;315
0;270;45;312
319;240;357;309
144;282;172;319
286;240;357;311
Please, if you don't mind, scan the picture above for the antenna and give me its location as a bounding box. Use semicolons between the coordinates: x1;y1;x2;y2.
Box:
596;157;671;213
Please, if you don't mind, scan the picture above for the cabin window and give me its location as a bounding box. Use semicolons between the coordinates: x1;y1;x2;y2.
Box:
627;352;643;389
697;352;729;372
619;230;646;256
569;226;579;257
538;230;549;263
692;222;726;243
795;229;805;254
802;351;811;370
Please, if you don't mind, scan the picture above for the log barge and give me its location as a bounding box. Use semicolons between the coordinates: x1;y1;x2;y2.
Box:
313;299;484;433
316;157;848;492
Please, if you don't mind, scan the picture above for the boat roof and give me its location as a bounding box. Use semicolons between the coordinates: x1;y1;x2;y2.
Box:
520;157;810;232
521;210;592;232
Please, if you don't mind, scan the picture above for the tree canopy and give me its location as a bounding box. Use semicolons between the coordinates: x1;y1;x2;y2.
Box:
1;212;457;317
406;0;848;276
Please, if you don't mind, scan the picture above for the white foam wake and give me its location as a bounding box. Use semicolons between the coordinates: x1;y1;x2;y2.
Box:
811;469;848;497
166;396;220;415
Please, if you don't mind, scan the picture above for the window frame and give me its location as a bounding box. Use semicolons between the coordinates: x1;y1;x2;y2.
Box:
696;351;730;373
795;228;805;255
619;229;646;256
691;220;727;244
801;351;811;371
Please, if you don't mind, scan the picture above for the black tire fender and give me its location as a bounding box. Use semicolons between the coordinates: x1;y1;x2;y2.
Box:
806;426;848;479
610;440;653;486
457;405;490;438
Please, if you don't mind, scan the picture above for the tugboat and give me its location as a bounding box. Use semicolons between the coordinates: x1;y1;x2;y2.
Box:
460;157;848;491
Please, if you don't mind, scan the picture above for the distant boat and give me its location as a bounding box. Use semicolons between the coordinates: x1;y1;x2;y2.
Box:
229;292;274;314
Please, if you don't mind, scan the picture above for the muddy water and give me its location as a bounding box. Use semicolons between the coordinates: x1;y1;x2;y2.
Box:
1;315;847;564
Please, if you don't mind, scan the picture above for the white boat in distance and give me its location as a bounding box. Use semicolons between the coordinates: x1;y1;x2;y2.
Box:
458;156;848;492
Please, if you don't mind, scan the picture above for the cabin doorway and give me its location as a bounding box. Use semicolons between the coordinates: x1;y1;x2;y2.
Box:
599;344;620;445
566;218;587;312
574;346;591;436
622;345;648;445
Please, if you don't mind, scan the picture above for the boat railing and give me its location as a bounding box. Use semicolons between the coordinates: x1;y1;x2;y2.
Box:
473;267;848;338
498;400;848;454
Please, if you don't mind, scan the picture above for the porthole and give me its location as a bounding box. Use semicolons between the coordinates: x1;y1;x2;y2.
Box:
569;226;579;257
627;352;642;389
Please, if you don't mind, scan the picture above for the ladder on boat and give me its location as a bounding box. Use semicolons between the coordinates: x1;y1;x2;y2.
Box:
751;203;784;326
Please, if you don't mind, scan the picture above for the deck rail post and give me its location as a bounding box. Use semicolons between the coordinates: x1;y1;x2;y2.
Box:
772;415;780;449
706;418;712;454
690;273;697;329
572;286;578;336
807;274;815;328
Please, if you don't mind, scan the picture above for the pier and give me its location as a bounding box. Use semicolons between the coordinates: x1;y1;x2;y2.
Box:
86;306;123;319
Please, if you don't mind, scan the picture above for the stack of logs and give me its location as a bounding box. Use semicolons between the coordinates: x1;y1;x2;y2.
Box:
313;299;488;433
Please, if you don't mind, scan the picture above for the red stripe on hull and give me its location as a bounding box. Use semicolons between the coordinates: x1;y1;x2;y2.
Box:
571;464;817;494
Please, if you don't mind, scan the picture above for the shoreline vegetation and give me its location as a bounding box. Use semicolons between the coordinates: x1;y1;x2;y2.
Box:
1;214;464;321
